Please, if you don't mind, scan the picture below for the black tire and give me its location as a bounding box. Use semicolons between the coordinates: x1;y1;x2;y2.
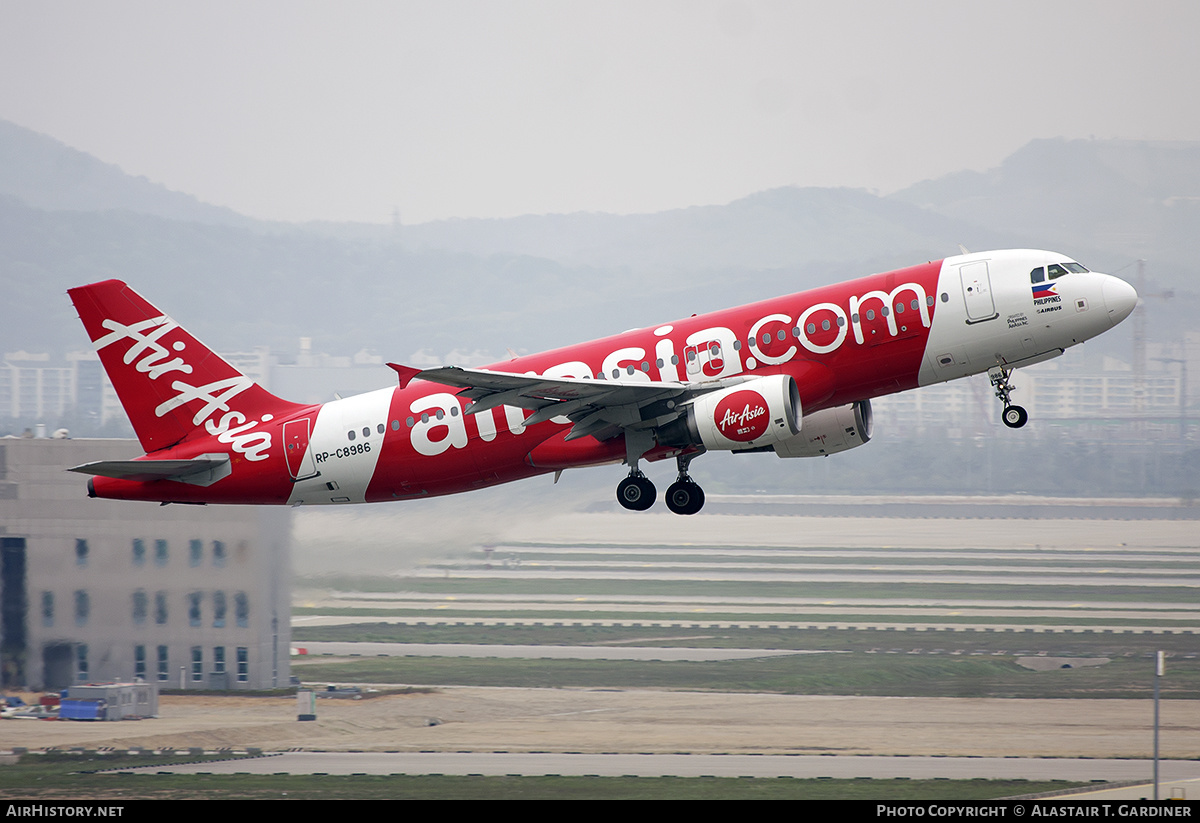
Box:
616;475;656;511
1002;405;1029;429
665;480;705;515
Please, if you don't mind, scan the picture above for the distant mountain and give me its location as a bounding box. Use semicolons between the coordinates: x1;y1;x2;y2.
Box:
0;193;610;359
0;119;254;228
891;138;1200;280
0;117;995;273
398;185;996;272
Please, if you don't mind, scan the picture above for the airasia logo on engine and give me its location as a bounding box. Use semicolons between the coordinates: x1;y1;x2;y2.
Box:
715;390;769;442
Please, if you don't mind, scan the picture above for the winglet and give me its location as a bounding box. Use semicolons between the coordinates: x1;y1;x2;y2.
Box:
386;363;423;389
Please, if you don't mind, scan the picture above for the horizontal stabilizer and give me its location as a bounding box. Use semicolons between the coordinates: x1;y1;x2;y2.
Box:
68;454;232;487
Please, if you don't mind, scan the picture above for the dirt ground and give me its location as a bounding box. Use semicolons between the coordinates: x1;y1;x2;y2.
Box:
3;688;1198;760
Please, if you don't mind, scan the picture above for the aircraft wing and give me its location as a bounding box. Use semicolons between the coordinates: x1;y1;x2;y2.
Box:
389;363;704;441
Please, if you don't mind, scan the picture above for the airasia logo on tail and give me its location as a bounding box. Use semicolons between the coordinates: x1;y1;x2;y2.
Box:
94;315;273;461
715;390;769;442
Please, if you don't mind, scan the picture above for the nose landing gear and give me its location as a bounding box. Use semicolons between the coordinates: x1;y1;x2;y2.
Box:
989;365;1029;429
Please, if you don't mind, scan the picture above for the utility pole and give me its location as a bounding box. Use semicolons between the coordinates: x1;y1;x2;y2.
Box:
1154;650;1164;801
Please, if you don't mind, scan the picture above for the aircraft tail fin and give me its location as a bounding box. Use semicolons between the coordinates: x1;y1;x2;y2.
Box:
69;279;304;455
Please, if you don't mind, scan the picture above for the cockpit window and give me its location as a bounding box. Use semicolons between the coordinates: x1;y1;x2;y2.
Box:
1048;261;1089;280
1030;267;1045;284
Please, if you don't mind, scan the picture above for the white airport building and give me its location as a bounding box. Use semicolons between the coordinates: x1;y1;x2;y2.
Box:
0;437;291;691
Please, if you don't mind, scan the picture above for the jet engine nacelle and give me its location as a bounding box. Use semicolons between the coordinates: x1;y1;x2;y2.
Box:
686;374;801;451
773;400;873;458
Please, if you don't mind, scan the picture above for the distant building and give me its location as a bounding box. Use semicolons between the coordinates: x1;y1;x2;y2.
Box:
0;438;290;691
874;364;1188;439
0;351;106;426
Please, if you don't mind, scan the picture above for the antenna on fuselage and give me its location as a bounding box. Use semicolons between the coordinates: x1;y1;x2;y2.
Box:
958;244;971;255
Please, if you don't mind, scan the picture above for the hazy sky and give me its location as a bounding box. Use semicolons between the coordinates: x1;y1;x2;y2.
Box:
2;0;1199;224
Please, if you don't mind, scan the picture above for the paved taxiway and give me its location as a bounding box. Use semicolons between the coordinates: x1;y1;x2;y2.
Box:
295;642;820;660
121;752;1200;783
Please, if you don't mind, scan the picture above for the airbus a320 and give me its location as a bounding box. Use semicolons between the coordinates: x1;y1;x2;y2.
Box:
67;249;1137;514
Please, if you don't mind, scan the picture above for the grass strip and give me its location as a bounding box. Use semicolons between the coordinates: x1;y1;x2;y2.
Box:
293;653;1200;699
0;754;1092;800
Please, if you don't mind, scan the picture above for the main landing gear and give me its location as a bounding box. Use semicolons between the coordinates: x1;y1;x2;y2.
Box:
615;451;706;515
988;365;1029;429
616;470;656;511
664;451;705;515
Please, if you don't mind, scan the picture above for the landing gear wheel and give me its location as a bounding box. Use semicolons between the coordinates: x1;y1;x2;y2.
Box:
616;474;656;511
665;480;705;515
1002;405;1028;429
989;366;1029;430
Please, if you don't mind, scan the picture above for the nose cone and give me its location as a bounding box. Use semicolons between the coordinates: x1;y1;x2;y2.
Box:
1101;276;1138;327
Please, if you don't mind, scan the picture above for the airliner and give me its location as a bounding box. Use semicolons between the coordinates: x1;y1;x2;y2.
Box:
67;249;1137;514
